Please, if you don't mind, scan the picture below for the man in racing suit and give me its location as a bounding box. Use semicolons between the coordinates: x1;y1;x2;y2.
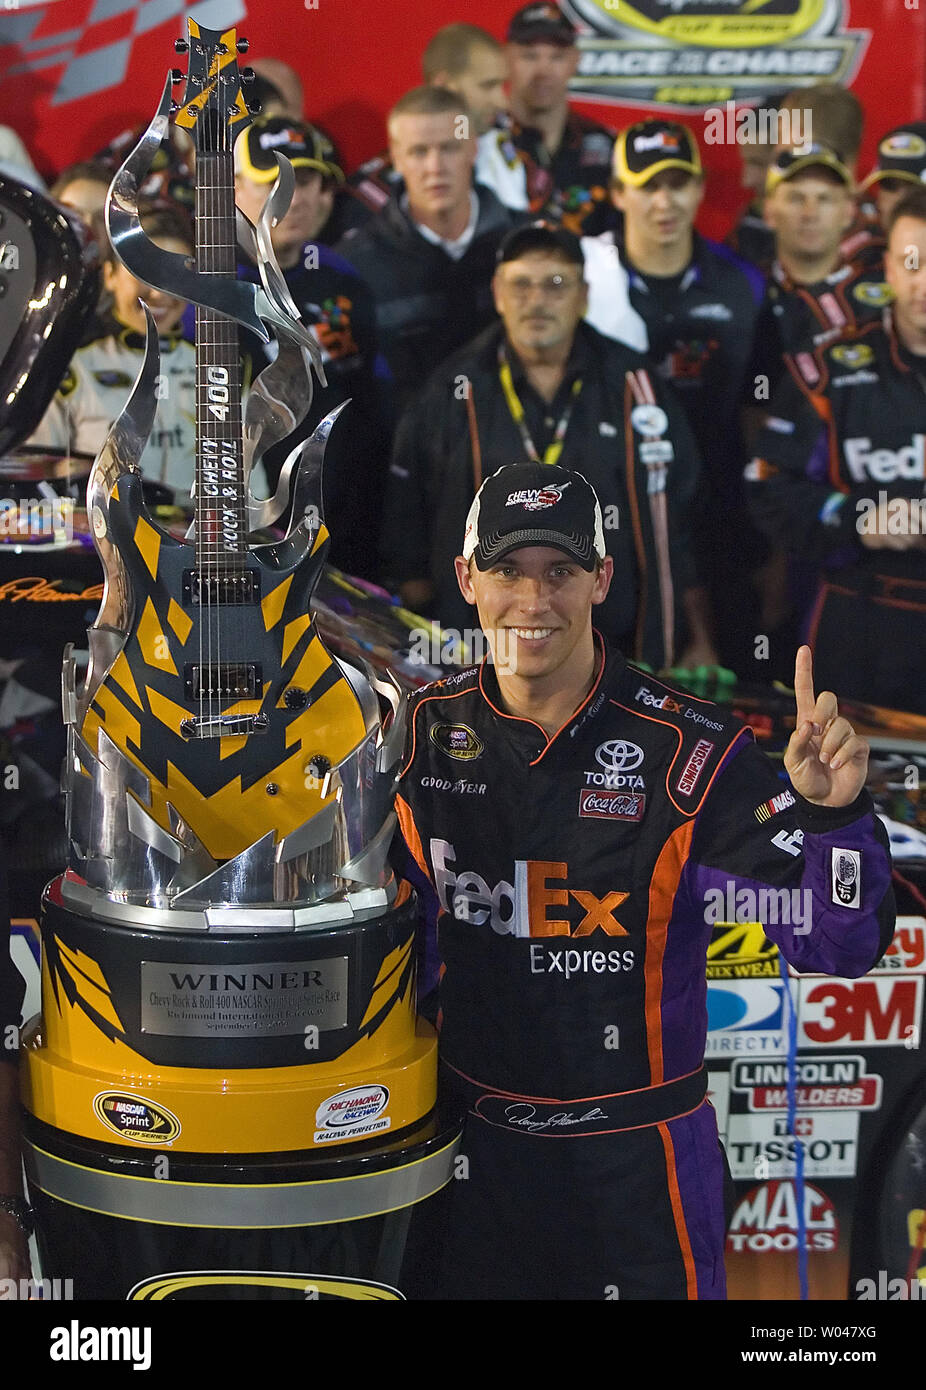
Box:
395;461;894;1300
746;190;926;714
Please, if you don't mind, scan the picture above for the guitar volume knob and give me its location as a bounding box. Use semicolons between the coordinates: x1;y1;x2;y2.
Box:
283;687;308;710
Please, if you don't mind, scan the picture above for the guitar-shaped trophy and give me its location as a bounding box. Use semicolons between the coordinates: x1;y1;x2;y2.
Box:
20;19;456;1302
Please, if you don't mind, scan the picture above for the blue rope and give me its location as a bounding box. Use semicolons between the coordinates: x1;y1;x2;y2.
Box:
780;950;808;1299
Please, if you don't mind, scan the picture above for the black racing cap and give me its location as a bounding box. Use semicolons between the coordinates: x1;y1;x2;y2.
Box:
496;219;584;267
861;123;926;191
237;117;344;185
507;2;576;46
463;462;606;571
613;120;702;187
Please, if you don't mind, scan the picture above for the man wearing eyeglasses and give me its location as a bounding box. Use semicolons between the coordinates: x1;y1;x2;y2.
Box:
382;221;716;671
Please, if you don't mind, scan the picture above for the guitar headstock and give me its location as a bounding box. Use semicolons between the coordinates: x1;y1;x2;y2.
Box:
173;19;254;154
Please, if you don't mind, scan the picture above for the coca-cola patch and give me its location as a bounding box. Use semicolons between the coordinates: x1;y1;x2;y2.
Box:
579;788;646;822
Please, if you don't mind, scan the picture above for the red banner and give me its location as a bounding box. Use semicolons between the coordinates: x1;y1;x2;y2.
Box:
0;1;923;238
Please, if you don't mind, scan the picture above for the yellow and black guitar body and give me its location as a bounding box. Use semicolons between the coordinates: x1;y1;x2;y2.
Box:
73;464;367;873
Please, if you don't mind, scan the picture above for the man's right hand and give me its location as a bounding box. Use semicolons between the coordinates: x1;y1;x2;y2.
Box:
858;497;926;551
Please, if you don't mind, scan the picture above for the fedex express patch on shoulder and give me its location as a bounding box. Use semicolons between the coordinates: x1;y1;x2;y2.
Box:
832;849;861;908
579;788;645;822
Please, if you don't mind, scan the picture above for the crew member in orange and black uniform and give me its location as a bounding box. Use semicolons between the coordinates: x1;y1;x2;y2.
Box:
395;462;893;1300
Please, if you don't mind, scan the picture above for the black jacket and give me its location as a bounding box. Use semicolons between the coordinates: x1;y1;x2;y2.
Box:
383;320;704;668
335;187;522;410
395;639;893;1101
746;311;926;585
745;256;892;400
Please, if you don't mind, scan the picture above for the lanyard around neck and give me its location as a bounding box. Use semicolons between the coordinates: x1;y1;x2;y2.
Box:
498;343;583;467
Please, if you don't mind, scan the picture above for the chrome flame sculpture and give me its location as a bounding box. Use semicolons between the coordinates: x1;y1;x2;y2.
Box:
61;57;405;929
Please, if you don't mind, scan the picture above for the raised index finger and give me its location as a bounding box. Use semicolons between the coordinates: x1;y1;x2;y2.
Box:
794;644;817;727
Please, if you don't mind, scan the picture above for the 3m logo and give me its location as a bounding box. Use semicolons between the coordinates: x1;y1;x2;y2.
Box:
798;978;923;1047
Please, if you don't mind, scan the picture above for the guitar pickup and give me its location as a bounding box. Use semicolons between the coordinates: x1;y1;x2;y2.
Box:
184;663;262;701
183;569;260;605
180;713;270;740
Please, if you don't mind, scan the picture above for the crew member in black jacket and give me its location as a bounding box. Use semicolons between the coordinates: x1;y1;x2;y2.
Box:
746;190;926;713
335;85;522;412
383;222;715;671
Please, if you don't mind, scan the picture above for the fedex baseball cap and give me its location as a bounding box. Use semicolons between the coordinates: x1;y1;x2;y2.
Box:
462;463;606;571
506;3;576;46
237;117;344;185
613;121;702;187
496;219;584;267
765;143;853;194
860;123;926;192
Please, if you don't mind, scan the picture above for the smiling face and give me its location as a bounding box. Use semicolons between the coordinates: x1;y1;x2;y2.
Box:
103;234;190;336
454;545;612;686
493;249;587;358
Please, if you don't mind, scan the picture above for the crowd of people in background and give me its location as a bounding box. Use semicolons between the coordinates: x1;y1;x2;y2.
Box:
3;1;926;712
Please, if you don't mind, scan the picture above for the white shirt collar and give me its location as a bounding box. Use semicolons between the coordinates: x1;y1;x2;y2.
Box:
402;190;479;261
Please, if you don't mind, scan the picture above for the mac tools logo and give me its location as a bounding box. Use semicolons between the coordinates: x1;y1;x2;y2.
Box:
563;1;868;109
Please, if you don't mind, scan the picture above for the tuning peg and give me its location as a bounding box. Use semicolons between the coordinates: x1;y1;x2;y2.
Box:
241;67;255;82
169;101;181;115
236;38;249;54
174;38;188;53
170;68;184;83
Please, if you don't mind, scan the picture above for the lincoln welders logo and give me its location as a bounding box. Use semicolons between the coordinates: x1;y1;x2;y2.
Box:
2;1;246;104
563;0;868;110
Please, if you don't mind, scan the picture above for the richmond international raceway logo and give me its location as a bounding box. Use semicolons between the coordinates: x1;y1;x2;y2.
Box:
0;1;245;104
562;0;869;109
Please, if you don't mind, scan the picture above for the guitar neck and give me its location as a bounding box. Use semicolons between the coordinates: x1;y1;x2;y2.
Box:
194;150;247;566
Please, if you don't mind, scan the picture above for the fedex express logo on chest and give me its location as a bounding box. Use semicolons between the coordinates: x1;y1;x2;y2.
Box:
432;837;631;948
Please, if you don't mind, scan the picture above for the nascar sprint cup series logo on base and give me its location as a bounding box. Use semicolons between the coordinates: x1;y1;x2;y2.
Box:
563;1;868;108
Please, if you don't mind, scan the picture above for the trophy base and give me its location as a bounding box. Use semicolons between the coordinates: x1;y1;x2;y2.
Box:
23;1106;462;1300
